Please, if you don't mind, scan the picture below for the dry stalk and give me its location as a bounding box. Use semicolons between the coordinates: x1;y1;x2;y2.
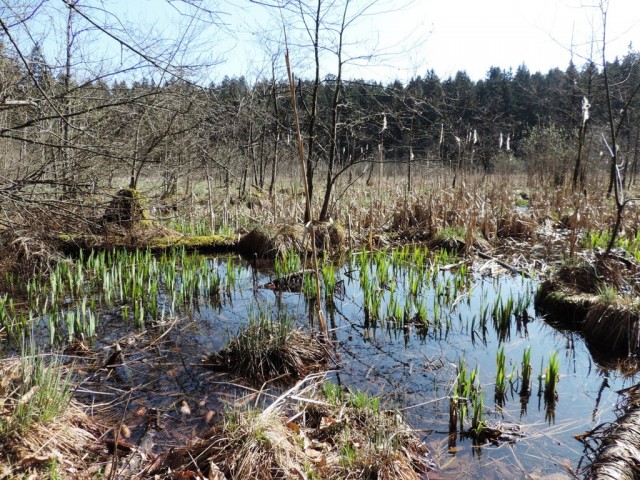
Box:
283;33;327;339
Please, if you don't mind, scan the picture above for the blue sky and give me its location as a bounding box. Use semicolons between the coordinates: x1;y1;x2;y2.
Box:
210;0;640;82
31;0;640;84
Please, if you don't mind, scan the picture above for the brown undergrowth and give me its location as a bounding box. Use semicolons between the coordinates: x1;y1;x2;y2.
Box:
3;173;639;274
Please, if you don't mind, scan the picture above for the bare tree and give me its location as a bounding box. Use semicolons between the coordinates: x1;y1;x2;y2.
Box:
0;0;226;236
597;1;640;254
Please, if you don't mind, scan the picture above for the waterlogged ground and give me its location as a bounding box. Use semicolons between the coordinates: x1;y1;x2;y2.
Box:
7;247;640;478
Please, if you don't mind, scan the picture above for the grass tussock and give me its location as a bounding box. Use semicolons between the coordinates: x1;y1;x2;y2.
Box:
161;378;430;480
311;388;431;479
0;355;100;479
427;226;491;253
205;315;327;384
238;221;345;259
188;408;306;480
554;261;602;294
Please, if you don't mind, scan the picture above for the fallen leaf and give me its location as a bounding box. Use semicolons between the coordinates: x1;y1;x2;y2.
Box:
209;460;225;480
120;424;131;438
305;448;323;459
179;400;191;415
286;421;300;434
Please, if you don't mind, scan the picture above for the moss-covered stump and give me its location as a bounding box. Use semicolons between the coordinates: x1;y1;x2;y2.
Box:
238;221;345;259
102;188;152;228
585;390;640;480
536;255;640;358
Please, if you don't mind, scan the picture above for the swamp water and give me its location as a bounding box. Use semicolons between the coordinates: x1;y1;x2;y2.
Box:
7;247;639;479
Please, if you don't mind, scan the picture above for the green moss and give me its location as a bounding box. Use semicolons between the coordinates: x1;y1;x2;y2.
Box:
57;234;77;242
103;188;152;227
150;234;236;250
58;232;237;253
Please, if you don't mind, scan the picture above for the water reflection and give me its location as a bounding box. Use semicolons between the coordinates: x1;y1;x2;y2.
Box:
65;250;640;478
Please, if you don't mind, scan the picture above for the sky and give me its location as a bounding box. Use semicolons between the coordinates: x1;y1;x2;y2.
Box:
207;0;640;82
29;0;640;84
382;0;640;81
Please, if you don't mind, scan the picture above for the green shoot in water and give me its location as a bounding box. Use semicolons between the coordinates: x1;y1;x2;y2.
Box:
544;351;560;403
520;346;532;395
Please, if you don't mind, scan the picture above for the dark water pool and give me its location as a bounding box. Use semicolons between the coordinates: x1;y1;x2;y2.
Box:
71;250;639;479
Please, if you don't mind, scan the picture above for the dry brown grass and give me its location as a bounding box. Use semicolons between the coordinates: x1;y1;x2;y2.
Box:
214;171;640;257
0;358;102;480
496;211;536;238
153;376;431;480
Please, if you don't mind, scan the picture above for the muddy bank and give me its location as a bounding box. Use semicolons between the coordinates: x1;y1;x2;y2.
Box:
535;253;640;357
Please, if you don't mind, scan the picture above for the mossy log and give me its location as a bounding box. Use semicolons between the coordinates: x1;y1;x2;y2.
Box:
58;230;237;254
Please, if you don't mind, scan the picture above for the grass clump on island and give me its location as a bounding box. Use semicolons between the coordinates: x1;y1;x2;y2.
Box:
205;310;328;384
